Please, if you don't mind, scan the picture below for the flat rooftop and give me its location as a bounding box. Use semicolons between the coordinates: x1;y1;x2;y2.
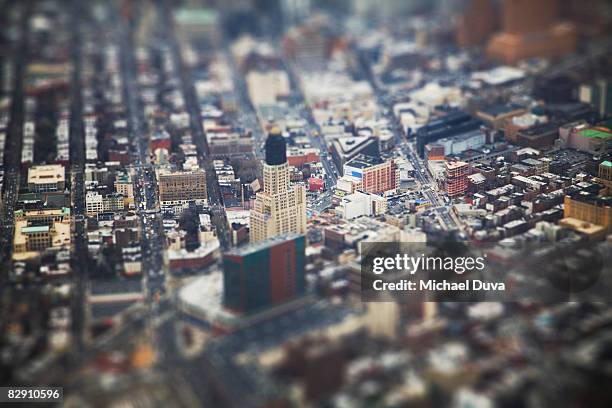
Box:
344;154;385;169
445;160;468;170
334;136;375;154
27;164;65;184
479;103;525;117
560;218;606;236
224;233;304;257
567;190;612;206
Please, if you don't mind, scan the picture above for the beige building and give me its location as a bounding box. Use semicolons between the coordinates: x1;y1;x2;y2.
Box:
476;104;527;130
28;164;65;192
246;70;290;106
114;172;135;209
250;129;307;242
13;208;71;260
564;192;612;233
14;207;69;224
158;169;207;207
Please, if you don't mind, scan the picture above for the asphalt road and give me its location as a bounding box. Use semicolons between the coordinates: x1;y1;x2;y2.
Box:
0;1;31;270
281;55;340;186
112;1;166;305
68;0;89;356
158;0;231;250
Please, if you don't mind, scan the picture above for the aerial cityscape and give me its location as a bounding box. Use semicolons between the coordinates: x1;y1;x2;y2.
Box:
0;0;612;406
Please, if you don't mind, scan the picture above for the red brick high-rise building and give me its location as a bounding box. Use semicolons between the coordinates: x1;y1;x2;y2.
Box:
445;161;469;197
343;155;399;195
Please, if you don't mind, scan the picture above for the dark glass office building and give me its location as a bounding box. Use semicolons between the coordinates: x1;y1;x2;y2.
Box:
222;234;306;313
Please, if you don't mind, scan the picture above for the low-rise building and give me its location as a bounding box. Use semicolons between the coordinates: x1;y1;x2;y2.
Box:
86;192;125;216
13;208;71;260
246;70;290;106
559;218;607;241
559;122;612;154
516;122;558;149
158;169;208;207
287;147;320;167
432;129;486;157
336;191;387;220
207;131;254;157
324;217;401;252
331;136;379;171
168;240;220;272
28;164;65;193
521;158;548;175
504;112;548;143
563;190;612;233
476;104;527;130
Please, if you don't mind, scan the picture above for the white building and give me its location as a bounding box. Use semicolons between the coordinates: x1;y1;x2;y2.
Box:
86;192;125;216
336;191;387;220
436;129;486;156
86;192;104;215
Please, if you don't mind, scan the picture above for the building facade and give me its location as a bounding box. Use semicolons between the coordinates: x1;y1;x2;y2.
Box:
85;192;126;216
158;169;208;207
564;192;612;233
207;131;254;157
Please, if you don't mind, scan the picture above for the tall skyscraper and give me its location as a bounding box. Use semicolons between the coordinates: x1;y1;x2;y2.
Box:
223;234;306;313
250;128;307;242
